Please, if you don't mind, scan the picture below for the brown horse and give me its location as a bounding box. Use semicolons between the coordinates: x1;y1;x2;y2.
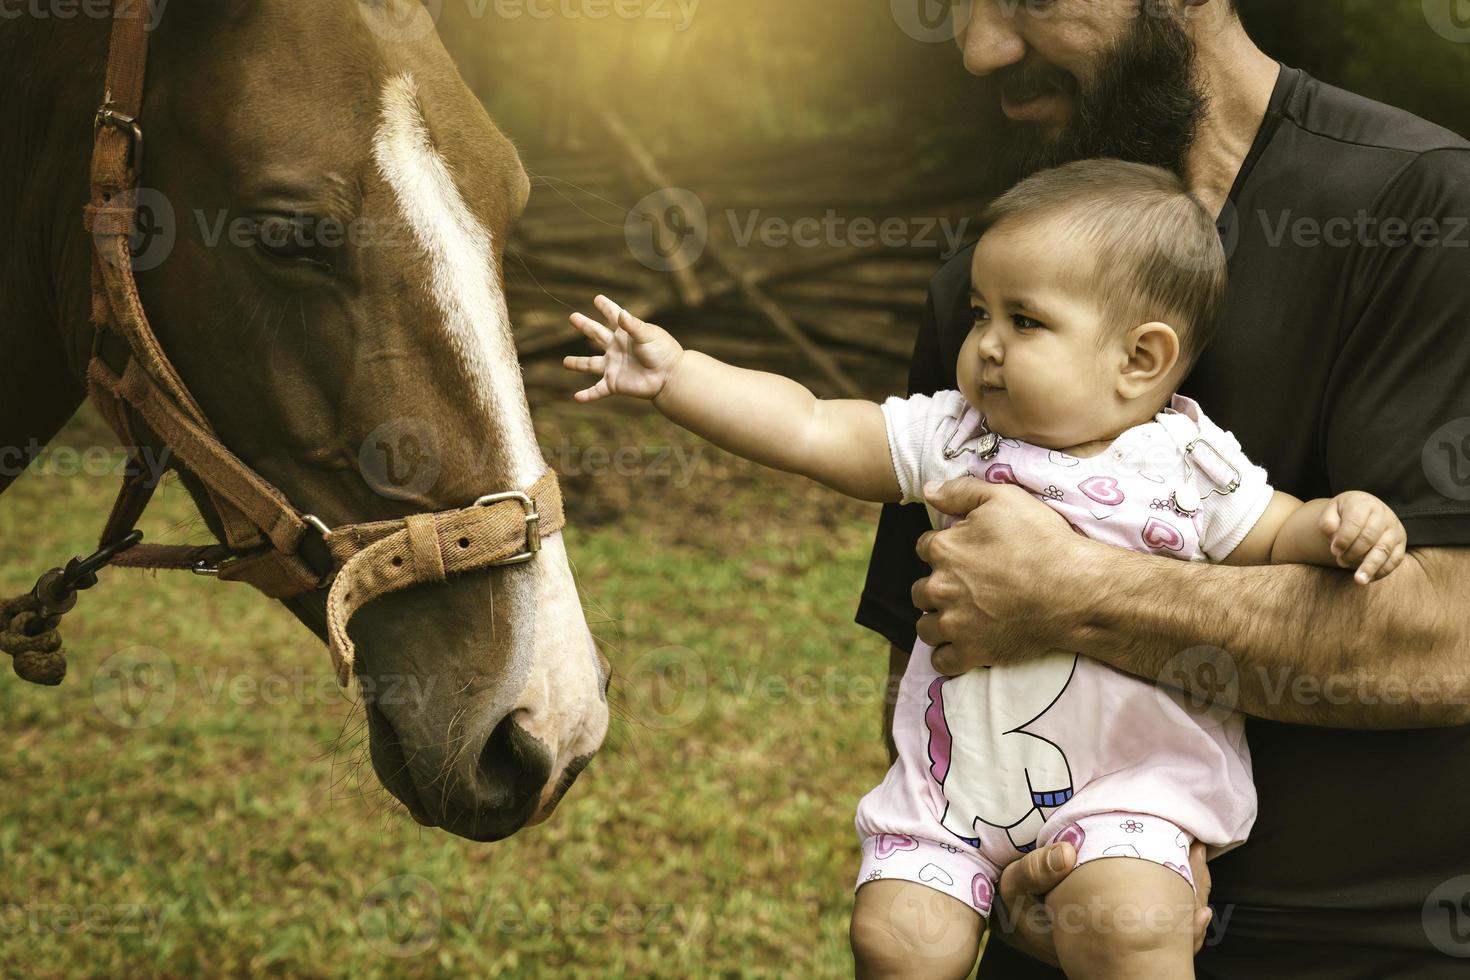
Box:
0;0;609;841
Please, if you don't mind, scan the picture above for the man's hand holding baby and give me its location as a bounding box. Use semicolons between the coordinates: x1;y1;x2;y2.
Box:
912;477;1095;676
914;477;1412;677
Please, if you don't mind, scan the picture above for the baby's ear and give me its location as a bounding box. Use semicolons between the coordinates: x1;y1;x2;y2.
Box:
1117;321;1182;395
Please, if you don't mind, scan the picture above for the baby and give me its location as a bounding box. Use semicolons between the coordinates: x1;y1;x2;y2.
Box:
565;159;1406;979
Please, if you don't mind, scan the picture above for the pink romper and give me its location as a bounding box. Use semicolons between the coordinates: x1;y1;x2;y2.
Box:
854;391;1274;916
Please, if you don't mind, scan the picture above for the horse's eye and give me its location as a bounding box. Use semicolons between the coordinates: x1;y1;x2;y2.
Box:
253;215;338;275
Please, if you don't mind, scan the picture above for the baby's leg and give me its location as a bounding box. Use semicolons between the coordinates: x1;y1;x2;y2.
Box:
848;644;996;977
851;880;982;980
1045;858;1196;980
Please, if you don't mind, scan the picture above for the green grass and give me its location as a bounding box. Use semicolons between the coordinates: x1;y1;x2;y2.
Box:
0;389;899;978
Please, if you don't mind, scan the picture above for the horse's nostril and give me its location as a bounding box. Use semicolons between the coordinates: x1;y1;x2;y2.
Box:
476;712;554;825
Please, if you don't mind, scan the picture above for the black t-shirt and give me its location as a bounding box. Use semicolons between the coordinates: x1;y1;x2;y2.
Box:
857;64;1470;978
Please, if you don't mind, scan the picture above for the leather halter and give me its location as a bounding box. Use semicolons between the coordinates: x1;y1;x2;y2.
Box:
76;5;564;686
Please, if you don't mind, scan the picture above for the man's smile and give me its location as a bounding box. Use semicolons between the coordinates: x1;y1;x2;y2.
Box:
1000;90;1068;122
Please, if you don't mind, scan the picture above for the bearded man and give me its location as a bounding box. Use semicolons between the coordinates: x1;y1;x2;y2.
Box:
860;1;1470;976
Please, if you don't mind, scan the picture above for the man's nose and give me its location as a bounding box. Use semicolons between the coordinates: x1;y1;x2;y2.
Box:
956;1;1027;76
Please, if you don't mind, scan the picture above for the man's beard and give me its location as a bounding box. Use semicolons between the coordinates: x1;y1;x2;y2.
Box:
986;8;1208;190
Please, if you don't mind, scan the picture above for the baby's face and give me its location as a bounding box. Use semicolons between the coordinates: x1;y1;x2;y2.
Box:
958;219;1128;450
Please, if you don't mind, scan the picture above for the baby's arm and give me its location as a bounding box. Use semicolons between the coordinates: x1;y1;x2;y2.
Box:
564;296;902;503
1220;489;1407;584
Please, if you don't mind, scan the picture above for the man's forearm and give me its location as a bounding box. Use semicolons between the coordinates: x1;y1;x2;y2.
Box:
1070;545;1468;728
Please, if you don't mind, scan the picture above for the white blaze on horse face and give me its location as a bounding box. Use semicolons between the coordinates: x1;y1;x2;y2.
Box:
371;73;542;489
371;74;608;789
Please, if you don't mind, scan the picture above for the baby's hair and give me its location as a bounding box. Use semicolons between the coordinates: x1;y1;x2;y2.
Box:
976;159;1228;377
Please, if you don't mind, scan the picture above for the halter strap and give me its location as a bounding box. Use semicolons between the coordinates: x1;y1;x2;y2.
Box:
324;473;564;684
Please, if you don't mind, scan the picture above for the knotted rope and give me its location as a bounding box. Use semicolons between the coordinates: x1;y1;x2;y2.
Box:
0;593;67;686
1;531;143;687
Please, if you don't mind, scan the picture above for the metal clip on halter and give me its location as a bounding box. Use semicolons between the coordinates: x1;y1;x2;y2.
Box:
474;491;541;566
27;530;145;631
94;106;145;172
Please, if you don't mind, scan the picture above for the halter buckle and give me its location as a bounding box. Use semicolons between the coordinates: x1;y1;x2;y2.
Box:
94;106;145;173
302;515;333;541
473;490;541;566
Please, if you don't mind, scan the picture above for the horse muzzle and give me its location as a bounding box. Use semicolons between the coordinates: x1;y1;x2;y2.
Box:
367;699;553;842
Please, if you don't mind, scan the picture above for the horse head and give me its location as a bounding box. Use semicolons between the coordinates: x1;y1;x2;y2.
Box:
40;0;609;841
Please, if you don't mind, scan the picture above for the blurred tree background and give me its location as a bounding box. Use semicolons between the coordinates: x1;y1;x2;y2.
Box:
444;0;1469;397
439;0;1470;154
1236;0;1470;133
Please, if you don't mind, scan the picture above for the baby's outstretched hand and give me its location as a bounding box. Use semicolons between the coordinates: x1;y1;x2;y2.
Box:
563;295;683;404
1320;490;1406;585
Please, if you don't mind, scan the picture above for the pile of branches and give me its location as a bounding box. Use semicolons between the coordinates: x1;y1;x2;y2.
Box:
506;116;989;397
